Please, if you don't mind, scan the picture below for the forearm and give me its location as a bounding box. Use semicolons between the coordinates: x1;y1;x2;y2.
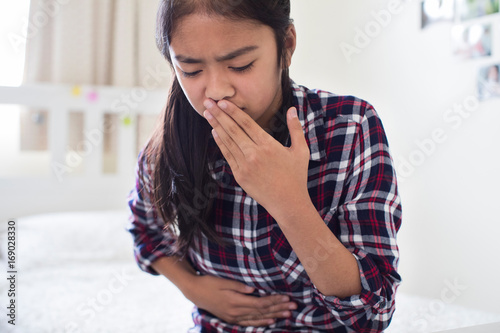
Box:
151;255;198;298
274;200;361;299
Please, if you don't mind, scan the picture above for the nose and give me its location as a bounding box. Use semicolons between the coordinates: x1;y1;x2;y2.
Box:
205;71;235;102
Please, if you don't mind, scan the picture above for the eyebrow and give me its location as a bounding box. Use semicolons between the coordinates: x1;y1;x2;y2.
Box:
175;45;259;64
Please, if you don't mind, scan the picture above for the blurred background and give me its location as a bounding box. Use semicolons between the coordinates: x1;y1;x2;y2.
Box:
0;0;499;332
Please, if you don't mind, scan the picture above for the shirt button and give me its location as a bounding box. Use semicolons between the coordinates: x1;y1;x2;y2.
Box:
243;247;251;256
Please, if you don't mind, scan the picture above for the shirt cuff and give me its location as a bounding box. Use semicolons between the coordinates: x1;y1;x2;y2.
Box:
134;236;178;275
311;251;393;313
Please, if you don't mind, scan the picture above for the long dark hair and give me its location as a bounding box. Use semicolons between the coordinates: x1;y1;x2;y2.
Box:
141;0;294;255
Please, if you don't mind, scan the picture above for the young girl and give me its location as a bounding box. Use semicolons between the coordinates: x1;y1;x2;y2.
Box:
127;0;402;332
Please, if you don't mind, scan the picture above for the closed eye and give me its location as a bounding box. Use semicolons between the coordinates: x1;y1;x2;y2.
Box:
180;61;254;78
181;70;202;78
230;61;254;73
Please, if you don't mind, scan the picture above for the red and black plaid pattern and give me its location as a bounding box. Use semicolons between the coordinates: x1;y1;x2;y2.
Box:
127;82;402;332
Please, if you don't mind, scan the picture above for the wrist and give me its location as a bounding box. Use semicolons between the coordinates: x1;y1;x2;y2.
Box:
151;256;199;299
178;272;201;302
272;194;316;226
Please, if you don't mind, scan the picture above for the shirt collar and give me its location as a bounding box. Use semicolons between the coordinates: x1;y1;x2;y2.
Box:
291;80;326;161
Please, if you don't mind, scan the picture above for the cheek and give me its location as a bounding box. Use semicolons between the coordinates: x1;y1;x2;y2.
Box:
241;70;279;103
176;77;205;115
249;72;281;106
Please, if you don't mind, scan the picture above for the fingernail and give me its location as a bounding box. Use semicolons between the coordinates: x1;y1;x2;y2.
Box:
218;100;228;110
289;303;296;310
289;107;297;118
204;110;213;120
204;99;214;109
281;296;289;302
212;129;218;138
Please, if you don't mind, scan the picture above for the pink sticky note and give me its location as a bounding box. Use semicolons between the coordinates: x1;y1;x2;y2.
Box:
87;91;98;102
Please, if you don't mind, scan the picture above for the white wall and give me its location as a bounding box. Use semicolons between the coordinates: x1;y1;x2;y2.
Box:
290;0;500;313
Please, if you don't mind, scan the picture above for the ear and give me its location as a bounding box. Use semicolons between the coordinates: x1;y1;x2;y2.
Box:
284;24;297;68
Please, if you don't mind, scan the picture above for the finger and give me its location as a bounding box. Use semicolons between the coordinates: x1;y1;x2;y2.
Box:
234;301;296;317
286;107;308;154
204;99;255;154
204;106;245;160
205;109;245;168
236;308;293;325
211;129;240;171
221;280;255;295
238;317;275;327
228;292;293;310
261;301;297;314
217;100;269;145
238;308;293;320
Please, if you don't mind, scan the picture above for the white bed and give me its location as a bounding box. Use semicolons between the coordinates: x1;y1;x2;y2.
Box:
1;210;499;333
1;84;499;332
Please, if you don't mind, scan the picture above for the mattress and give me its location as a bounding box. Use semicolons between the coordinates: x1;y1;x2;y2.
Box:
0;210;499;333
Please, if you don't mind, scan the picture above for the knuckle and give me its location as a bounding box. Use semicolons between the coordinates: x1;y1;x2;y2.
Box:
246;151;258;164
273;296;287;305
259;143;270;154
240;117;252;129
266;303;278;312
224;137;234;150
227;124;239;137
259;299;272;308
249;312;265;321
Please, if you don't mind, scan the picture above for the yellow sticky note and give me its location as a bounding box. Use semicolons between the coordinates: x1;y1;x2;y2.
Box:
122;116;132;126
71;85;82;96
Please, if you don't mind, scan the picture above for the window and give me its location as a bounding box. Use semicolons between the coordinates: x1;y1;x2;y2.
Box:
0;0;31;87
0;1;51;178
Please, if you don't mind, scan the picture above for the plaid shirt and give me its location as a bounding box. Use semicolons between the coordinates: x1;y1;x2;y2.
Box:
127;81;402;333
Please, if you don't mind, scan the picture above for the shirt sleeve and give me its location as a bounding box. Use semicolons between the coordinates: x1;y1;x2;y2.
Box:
312;106;402;332
126;150;178;275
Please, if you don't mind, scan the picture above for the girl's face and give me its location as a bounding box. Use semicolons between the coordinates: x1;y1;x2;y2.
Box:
169;13;295;130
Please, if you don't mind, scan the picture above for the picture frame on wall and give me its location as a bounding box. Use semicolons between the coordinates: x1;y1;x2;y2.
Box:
421;0;455;28
451;23;492;59
478;64;500;100
457;0;499;21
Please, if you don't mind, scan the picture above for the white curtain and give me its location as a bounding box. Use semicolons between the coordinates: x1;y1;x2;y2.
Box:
23;0;170;87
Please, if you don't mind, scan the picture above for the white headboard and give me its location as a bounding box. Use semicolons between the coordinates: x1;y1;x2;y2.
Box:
0;84;167;220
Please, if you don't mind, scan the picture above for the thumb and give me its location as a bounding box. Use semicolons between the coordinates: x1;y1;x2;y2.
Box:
286;107;307;151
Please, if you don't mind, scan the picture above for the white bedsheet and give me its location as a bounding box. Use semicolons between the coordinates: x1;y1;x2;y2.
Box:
0;210;498;333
